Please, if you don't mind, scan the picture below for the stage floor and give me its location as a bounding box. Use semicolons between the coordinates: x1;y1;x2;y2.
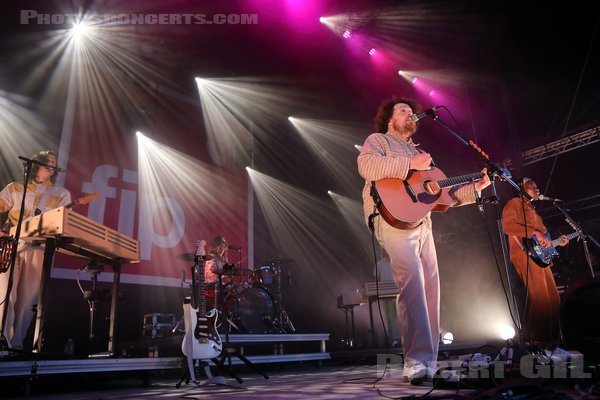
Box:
1;360;593;399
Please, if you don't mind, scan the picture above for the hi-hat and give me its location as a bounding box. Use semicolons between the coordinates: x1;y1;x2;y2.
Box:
176;253;213;261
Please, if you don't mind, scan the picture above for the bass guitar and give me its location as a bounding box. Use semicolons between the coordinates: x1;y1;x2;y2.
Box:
374;168;484;228
524;231;578;267
181;239;222;381
66;192;99;209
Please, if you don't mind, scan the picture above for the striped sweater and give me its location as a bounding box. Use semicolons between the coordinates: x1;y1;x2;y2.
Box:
0;180;72;229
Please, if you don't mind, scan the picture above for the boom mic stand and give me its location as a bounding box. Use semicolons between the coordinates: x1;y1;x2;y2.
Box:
424;110;532;362
554;202;599;279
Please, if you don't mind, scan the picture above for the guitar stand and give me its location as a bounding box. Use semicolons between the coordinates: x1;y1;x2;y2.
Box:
210;273;269;384
209;312;269;383
176;356;226;388
211;346;269;383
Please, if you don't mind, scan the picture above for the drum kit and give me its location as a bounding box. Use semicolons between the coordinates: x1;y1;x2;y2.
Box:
176;253;295;334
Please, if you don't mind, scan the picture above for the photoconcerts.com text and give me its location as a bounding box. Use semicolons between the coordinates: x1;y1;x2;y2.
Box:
20;10;259;25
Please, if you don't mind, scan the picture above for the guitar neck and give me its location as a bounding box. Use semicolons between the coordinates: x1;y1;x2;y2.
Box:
550;231;579;247
437;172;484;189
195;257;207;317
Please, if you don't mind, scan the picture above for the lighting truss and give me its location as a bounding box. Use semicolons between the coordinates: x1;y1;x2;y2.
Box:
522;125;599;166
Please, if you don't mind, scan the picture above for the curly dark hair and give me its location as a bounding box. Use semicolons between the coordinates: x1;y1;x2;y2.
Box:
31;150;59;185
373;98;421;133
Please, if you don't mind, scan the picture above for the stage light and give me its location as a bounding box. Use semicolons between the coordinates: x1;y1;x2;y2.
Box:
398;70;404;75
411;77;419;84
71;22;90;39
368;48;376;56
342;30;351;39
499;325;515;340
429;90;436;97
327;190;334;196
288;116;295;122
441;331;454;345
319;17;327;23
354;144;362;151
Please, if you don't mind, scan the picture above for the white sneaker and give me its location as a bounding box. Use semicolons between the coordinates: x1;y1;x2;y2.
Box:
544;347;571;362
403;363;427;385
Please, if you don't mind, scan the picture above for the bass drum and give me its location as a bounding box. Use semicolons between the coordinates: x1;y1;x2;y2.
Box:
225;286;276;334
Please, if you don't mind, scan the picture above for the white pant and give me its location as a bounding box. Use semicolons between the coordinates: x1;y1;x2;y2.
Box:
0;246;44;348
375;216;440;367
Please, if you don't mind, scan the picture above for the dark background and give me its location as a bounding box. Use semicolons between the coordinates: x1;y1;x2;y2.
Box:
0;0;598;354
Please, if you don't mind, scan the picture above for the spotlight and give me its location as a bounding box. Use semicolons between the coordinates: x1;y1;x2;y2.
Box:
327;190;334;196
441;331;454;345
342;30;351;39
411;77;418;84
368;48;376;56
71;22;89;39
354;144;362;151
288;116;294;122
319;17;326;23
398;70;404;75
499;325;515;340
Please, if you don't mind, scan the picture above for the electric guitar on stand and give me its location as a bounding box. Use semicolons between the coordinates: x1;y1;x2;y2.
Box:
181;239;222;382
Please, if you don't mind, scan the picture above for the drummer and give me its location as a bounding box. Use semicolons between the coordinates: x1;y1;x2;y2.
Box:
204;236;235;308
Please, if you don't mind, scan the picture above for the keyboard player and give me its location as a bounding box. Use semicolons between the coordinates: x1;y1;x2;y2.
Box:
0;150;71;350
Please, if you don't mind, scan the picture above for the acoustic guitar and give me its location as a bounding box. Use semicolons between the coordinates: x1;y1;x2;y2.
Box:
374;167;484;228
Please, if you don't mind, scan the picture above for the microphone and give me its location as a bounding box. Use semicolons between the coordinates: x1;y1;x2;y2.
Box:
411;106;442;122
228;245;241;251
18;156;66;172
45;165;67;173
538;195;562;202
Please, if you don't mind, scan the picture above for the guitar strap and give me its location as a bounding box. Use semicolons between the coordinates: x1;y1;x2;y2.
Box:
511;235;526;252
368;182;380;233
34;184;54;214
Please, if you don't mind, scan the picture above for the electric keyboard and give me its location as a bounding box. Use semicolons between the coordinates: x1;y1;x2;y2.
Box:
11;206;139;262
363;281;399;298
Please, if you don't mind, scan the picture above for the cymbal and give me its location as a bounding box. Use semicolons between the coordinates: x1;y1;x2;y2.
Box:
176;253;213;261
267;257;293;264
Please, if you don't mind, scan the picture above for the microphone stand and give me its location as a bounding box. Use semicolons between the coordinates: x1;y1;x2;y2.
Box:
553;202;598;279
0;159;36;353
427;111;530;355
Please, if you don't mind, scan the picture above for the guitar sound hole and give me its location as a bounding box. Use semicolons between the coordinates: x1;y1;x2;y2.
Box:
423;180;441;195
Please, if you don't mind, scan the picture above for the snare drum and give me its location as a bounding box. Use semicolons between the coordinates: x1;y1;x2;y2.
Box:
225;286;276;334
250;265;278;286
